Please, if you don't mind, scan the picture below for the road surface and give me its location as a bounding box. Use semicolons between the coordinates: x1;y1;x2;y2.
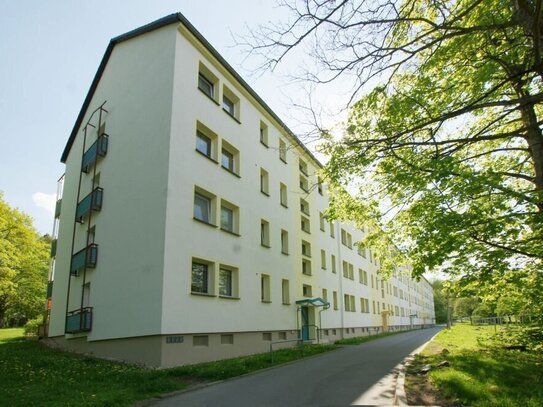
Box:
152;326;442;406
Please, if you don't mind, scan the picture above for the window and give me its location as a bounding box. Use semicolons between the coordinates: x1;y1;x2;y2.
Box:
263;332;272;341
301;216;310;233
280;229;289;254
347;233;353;248
195;122;218;161
219;268;232;297
317;177;323;195
299;159;308;176
194;190;214;225
282;279;290;304
322;288;328;301
198;73;214;98
221;334;234;344
358;244;366;258
333;291;338;310
300;198;309;215
193;335;209;346
279;331;287;340
196;130;212;157
302;284;312;297
319;212;325;231
260;168;269;195
280;183;288;207
279;139;287;163
222;86;240;121
220;199;239;234
302;259;312;276
260;121;268;146
331;254;336;273
299;175;309;193
191;260;212;294
221;140;239;175
359;269;368;285
344;295;356;312
320;249;326;269
342;261;349;278
261;274;271;302
349;263;354;280
329;221;335;238
301;240;311;257
261;219;270;247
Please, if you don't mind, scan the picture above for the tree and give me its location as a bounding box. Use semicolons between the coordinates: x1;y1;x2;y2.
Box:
0;193;49;326
453;297;479;319
431;279;448;324
245;0;543;280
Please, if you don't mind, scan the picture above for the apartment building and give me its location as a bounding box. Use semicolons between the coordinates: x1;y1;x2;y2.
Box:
43;13;435;368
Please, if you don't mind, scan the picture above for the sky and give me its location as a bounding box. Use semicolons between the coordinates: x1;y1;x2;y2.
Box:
1;0;330;234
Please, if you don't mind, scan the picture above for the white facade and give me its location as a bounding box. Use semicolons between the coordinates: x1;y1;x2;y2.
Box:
45;14;434;367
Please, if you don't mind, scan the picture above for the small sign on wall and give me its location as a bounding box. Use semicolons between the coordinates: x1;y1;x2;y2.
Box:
166;336;184;344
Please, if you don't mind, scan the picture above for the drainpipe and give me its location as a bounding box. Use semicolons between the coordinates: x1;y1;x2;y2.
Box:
336;221;345;339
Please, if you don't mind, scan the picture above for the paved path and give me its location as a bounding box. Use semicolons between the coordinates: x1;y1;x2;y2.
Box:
152;326;443;407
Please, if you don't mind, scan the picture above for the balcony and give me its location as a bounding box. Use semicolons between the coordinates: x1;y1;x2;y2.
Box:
46;281;53;298
55;199;62;218
50;239;57;257
82;134;108;173
65;307;92;334
70;243;98;275
76;187;103;222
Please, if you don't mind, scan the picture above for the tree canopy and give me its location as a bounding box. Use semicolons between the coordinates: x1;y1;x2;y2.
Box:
246;0;543;282
0;193;49;326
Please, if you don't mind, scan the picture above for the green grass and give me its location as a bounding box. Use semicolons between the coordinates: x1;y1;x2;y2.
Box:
0;328;336;407
335;329;414;345
416;323;543;407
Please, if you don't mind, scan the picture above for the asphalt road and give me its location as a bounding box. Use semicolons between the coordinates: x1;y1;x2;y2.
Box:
152;326;443;407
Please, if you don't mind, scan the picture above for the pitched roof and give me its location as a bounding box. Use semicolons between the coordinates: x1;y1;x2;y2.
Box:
61;12;322;168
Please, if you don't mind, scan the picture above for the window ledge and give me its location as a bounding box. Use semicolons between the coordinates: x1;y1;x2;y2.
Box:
261;243;271;249
260;190;270;197
221;165;241;178
198;87;220;105
280;203;288;209
195;149;219;164
281;251;289;256
261;300;272;304
301;210;310;216
193;217;218;228
219;295;240;300
220;227;241;237
191;291;216;297
302;254;312;259
280;157;287;164
282;302;291;306
260;141;269;149
223;108;241;124
320;228;325;232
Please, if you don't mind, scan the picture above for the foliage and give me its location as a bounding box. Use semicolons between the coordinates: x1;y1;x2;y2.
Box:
430;280;448;324
453;297;480;319
170;344;336;381
0;328;336;406
247;0;543;281
334;328;415;344
0;193;49;325
409;323;543;406
24;315;44;336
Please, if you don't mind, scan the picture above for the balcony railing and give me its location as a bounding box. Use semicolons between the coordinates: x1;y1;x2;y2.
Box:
82;134;108;173
70;243;98;275
55;199;62;218
76;187;103;222
46;281;53;298
65;307;93;334
50;239;57;258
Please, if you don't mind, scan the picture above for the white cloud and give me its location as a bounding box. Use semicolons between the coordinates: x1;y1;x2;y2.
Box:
32;192;56;215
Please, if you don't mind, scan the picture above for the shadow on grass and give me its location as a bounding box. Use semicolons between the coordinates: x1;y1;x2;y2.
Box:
430;349;543;407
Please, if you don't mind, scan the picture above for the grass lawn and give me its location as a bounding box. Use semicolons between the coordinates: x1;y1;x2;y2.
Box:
406;323;543;407
0;328;335;406
335;328;416;345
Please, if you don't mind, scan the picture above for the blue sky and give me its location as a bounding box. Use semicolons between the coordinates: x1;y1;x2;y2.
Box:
0;0;310;234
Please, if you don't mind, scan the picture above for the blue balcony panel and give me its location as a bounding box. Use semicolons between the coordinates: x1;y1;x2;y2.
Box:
82;134;108;173
76;188;103;222
66;307;92;333
70;243;98;275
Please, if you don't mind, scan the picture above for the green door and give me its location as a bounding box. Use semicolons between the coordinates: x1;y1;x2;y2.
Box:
301;306;309;340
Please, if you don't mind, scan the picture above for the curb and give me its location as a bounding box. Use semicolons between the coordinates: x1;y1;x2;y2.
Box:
393;330;443;405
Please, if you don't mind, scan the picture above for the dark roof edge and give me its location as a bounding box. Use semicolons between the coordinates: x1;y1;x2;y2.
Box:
61;12;322;168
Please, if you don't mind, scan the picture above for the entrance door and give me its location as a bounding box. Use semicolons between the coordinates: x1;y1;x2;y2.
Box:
301;306;309;340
